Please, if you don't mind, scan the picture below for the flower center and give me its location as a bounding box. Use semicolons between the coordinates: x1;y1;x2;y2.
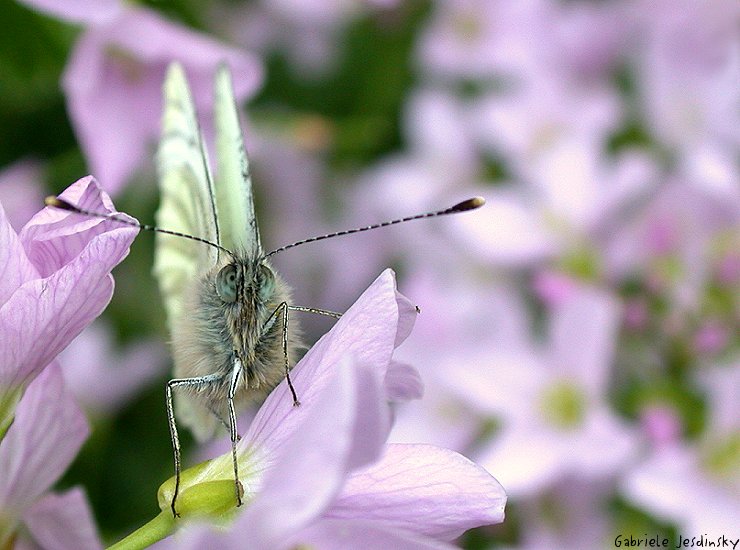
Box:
453;13;482;42
539;380;587;430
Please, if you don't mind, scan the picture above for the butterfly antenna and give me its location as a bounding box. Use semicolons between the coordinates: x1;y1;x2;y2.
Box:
44;196;232;255
264;196;485;258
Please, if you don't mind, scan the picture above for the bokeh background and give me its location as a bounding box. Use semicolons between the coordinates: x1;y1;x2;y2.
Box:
0;0;738;547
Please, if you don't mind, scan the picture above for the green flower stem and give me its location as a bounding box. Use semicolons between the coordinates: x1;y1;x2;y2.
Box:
108;479;241;549
107;511;175;550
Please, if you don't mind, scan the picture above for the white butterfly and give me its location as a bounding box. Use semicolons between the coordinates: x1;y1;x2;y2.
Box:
149;62;484;516
153;63;339;515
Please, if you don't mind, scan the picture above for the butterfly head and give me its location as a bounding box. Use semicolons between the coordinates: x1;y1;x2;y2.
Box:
214;256;276;308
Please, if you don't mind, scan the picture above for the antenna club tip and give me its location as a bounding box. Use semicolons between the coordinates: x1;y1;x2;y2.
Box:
44;196;74;211
451;196;486;212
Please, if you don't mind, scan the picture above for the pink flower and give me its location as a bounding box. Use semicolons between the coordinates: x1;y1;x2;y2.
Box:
0;159;45;231
15;0;121;24
462;286;637;498
58;320;168;414
622;365;740;537
0;176;137;426
0;364;101;549
152;270;505;548
17;0;263;193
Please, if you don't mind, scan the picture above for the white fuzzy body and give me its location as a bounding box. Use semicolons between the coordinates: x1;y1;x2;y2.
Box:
171;253;301;441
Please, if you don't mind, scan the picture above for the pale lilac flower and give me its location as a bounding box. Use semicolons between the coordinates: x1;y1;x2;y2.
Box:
15;0;121;25
390;271;531;452
17;0;263;193
450;148;656;269
631;0;740;203
503;478;615;550
417;0;628;84
320;88;486;309
469;76;623;186
0;159;45;231
547;1;629;79
214;0;362;77
58;320;168;415
633;0;740;157
640;405;682;448
0;363;101;549
601;180;740;315
153;270;505;548
465;286;637;498
621;364;740;537
416;0;552;81
0;176;137;426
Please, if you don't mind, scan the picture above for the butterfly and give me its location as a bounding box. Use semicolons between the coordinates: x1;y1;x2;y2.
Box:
46;62;484;517
153;63;346;516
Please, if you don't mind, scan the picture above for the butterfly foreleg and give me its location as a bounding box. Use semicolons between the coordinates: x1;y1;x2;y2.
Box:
271;302;301;407
165;371;229;517
264;303;343;408
288;305;342;320
227;357;244;507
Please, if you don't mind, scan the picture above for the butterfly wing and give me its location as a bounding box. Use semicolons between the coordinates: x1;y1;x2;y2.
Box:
213;64;261;255
154;63;220;332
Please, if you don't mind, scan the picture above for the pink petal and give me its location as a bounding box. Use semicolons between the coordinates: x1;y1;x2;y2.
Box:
20;175;130;275
233;357;381;547
62;7;262;193
59;321;168;414
549;286;620;396
0;203;38;308
0;364;89;514
287;519;457;550
245;269;405;454
0;159;45;231
393;287;418;347
0;178;137;389
384;361;423;401
23;488;102;550
327;444;507;541
15;0;122;25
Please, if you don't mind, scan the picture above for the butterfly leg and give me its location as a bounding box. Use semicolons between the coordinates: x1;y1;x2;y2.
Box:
288;305;342;320
227;357;244;507
265;303;343;408
166;372;227;517
284;306;342;405
275;302;300;406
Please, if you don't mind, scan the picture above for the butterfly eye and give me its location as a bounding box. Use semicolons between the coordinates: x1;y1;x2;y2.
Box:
216;264;238;303
258;264;275;301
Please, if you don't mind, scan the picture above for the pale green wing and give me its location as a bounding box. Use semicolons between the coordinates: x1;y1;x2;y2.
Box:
154;62;219;332
213;64;261;255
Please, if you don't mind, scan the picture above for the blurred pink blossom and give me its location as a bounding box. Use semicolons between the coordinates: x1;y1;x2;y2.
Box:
0;159;45;231
58;320;168;415
390;271;531;452
213;0;364;77
0;364;101;549
16;0;121;24
461;286;637;498
17;0;263;194
416;0;552;81
633;0;740;156
510;478;615;550
602;180;740;314
622;365;740;537
640;405;682;448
